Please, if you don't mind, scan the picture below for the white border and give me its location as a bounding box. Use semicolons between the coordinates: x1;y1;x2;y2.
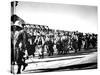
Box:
0;0;100;75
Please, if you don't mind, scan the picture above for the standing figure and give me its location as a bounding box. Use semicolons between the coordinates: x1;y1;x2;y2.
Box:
62;38;69;54
26;36;36;58
78;34;82;51
56;38;63;55
84;34;90;49
15;28;28;74
47;38;54;56
72;35;78;53
31;35;37;57
90;34;97;48
16;47;28;74
36;36;43;58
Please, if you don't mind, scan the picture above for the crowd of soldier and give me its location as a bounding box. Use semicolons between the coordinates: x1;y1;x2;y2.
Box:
11;24;97;74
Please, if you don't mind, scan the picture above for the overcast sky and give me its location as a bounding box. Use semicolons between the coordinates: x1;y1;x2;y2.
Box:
15;1;98;33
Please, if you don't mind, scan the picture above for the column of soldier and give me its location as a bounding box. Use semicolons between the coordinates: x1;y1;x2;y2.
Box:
12;24;97;74
24;25;97;59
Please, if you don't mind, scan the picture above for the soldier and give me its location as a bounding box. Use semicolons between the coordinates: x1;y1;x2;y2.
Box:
26;35;37;57
56;38;63;55
15;25;28;74
90;34;97;48
16;47;28;74
47;38;54;56
78;34;82;51
62;37;69;54
37;36;43;58
85;34;90;49
72;35;78;53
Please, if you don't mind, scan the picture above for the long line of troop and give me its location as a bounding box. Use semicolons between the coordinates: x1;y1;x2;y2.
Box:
12;26;97;60
11;25;97;65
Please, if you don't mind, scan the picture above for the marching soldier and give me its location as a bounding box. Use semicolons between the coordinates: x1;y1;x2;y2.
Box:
15;24;28;74
47;38;54;56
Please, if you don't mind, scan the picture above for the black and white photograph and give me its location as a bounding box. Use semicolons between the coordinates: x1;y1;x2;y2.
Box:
11;1;98;74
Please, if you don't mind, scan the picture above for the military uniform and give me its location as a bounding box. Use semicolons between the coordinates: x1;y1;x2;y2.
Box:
15;31;28;74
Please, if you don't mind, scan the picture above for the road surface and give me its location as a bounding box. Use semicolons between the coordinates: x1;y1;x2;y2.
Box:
12;49;97;74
